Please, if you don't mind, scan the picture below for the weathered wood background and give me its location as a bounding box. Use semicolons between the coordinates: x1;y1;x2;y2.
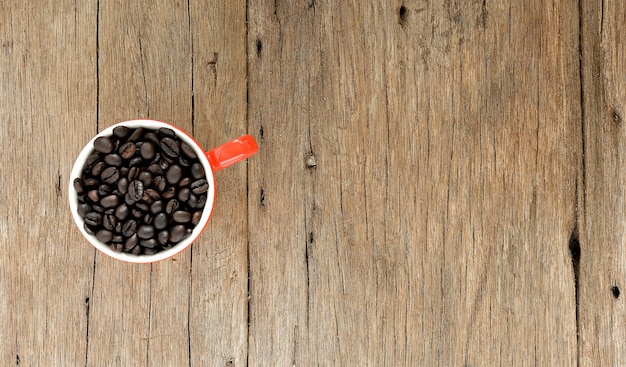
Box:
0;0;624;365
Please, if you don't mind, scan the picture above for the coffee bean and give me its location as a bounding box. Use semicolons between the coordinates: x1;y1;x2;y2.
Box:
94;136;114;154
172;211;191;223
74;178;84;193
96;229;113;243
117;177;129;194
92;204;104;213
140;142;156;160
101;167;120;184
138;171;153;187
119;142;136;159
165;199;179;214
191;179;209;194
98;184;112;196
160;137;180;157
77;203;91;218
178;155;191;167
91;161;105;177
157;230;169;245
128;180;144;201
153;176;166;192
115;204;130;220
154;213;168;229
178;188;191;202
111;242;124;252
191;211;202;225
165;164;182;184
137;225;155;239
124;192;136;206
135;202;150;212
84;222;96;235
128;166;139;181
150;200;164;214
85;154;101;171
141;238;158;248
181;142;197;159
101;195;119;208
83;177;99;187
122;219;137;237
169;225;187;243
178;177;191;187
77;194;87;203
131;243;143;254
162;187;176;199
197;195;207;208
87;190;99;203
143;247;159;255
124;233;138;251
102;214;117;231
158;127;176;137
115;221;122;233
187;194;198;208
191;163;204;180
113;126;131;138
132;209;144;218
111;235;124;243
127;127;144;142
145;132;160;146
104;154;123;166
147;163;163;175
129;157;143;167
143;213;153;225
159;159;170;171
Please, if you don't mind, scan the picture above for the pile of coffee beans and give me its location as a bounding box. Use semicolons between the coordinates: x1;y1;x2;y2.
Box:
73;125;209;255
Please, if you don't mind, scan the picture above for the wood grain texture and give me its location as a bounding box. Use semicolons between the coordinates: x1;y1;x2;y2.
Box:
580;0;626;366
0;0;624;366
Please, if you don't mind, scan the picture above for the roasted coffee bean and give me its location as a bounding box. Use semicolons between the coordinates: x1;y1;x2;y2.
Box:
157;230;169;245
128;180;144;201
122;219;137;237
143;247;159;255
191;179;209;194
162;187;176;199
154;213;168;230
137;225;155;239
145;188;160;201
169;225;187;243
191;211;202;225
172;211;191;223
143;213;153;225
101;167;120;184
115;221;123;233
124;233;139;251
94;136;114;154
127;127;143;142
98;184;112;196
138;171;153;187
104;208;115;215
150;152;161;164
158;127;176;137
135;202;150;212
124;192;136;206
140;142;156;160
147;163;163;175
178;188;191;202
104;154;123;166
165;199;179;214
180;142;197;158
150;200;164;214
77;194;86;203
83;177;99;187
111;242;124;252
145;132;160;145
165;164;182;184
84;223;96;235
85;154;101;171
131;243;143;254
153;176;166;192
91;161;105;177
87;190;99;203
101;195;119;208
141;238;158;248
113;125;130;138
74;178;84;193
111;235;124;243
160;137;180;157
114;204;129;220
92;204;105;213
129;157;143;167
128;166;139;181
197;195;207;208
178;155;191;167
102;213;117;231
117;177;129;194
119;167;129;177
77;203;91;218
190;163;204;180
132;208;144;218
119;142;136;159
96;229;113;243
178;177;190;187
187;194;198;208
159;159;170;171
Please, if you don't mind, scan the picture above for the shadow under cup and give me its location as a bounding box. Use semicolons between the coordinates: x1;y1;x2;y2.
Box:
69;120;221;263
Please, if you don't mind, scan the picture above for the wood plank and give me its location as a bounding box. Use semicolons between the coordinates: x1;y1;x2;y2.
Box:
0;1;97;366
88;1;193;365
579;0;626;365
187;0;249;365
248;0;580;365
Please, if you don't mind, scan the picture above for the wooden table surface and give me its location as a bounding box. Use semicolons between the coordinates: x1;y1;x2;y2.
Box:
1;1;624;366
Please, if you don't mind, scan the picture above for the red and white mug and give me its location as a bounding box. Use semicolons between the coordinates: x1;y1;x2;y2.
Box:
68;119;258;263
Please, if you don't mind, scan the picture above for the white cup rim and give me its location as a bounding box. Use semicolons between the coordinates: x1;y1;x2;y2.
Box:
68;120;216;263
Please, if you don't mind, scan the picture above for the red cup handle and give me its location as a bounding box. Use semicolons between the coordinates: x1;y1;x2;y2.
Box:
206;135;258;171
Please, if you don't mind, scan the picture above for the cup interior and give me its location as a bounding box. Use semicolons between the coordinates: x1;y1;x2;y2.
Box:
68;120;216;263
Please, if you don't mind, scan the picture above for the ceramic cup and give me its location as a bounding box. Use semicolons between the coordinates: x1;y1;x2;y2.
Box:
68;119;258;263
